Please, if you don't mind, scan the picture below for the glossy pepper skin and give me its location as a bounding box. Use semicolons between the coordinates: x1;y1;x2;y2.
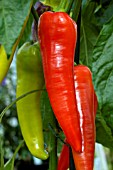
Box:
38;11;82;152
57;93;97;170
0;44;13;84
16;42;48;160
72;65;97;170
57;66;98;170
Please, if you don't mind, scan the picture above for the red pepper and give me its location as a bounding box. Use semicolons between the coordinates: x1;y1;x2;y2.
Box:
57;66;98;170
38;11;82;152
57;139;69;170
72;65;97;170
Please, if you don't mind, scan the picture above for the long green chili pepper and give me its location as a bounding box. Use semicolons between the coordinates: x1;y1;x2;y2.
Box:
16;42;48;160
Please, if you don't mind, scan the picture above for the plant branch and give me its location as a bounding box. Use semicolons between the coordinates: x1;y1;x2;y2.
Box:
0;89;45;122
74;7;81;64
48;128;57;170
31;5;39;24
48;123;70;147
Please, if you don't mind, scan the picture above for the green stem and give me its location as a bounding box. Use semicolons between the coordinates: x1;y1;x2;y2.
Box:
0;89;45;122
31;5;39;23
48;123;69;146
57;0;67;11
60;0;67;8
48;133;57;170
53;0;74;13
71;0;82;22
48;122;58;170
65;0;74;14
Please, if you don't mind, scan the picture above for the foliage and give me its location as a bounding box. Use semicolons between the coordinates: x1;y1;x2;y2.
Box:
80;0;113;148
0;0;33;58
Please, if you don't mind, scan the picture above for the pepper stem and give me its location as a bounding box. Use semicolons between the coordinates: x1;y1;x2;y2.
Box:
48;135;57;170
55;0;74;13
48;123;69;146
71;0;82;22
31;5;39;24
65;0;74;14
48;123;58;170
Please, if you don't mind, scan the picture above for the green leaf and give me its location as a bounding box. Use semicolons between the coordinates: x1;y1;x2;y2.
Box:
4;140;24;170
96;114;113;149
80;1;99;68
19;13;33;47
92;16;113;148
95;0;113;26
0;0;33;57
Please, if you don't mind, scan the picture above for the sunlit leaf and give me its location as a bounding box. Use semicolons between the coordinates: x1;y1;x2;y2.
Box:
96;114;113;148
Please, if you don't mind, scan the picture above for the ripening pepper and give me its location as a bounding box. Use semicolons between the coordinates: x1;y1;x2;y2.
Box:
16;42;48;160
38;11;82;152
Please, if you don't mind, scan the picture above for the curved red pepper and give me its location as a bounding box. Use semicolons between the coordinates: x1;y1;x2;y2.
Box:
38;11;82;152
57;139;69;170
57;65;98;170
72;65;97;170
57;94;97;170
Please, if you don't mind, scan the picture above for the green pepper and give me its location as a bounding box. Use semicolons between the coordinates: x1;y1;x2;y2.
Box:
16;42;48;160
0;44;13;84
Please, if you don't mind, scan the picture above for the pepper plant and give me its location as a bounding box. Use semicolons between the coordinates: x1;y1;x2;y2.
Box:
0;0;113;170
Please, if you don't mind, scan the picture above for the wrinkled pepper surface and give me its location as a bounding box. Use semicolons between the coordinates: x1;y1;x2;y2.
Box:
16;42;48;160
